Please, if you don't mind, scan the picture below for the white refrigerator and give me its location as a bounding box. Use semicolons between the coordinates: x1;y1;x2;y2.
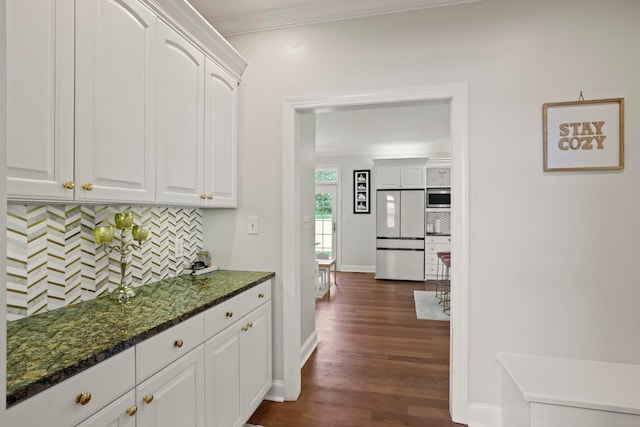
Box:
375;189;425;281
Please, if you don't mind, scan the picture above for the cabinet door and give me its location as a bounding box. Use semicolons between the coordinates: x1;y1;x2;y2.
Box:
204;324;243;427
75;390;136;427
136;346;206;427
376;167;401;188
401;166;426;188
6;0;74;200
240;303;272;416
203;58;238;207
156;21;206;206
75;0;157;202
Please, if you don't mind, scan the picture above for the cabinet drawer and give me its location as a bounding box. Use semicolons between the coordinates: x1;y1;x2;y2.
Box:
426;243;451;254
426;235;451;244
7;348;135;427
204;280;271;340
136;313;204;383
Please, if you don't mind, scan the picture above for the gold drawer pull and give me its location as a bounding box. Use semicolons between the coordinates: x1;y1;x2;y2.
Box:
242;324;249;332
258;293;265;299
207;194;214;200
82;182;94;191
126;406;138;416
226;311;233;318
76;392;92;406
143;394;154;404
200;194;207;199
248;322;254;328
63;180;75;189
174;339;184;348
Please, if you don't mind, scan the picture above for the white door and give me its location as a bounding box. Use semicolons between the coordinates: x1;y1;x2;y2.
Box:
75;0;157;202
315;185;338;259
156;21;205;205
136;347;206;427
6;0;74;200
204;57;238;207
204;326;243;427
240;303;272;417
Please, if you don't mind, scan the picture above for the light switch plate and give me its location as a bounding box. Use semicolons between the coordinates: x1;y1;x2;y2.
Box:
248;216;258;234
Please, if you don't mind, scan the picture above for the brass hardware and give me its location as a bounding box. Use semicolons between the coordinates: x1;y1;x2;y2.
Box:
143;394;154;404
248;322;254;328
258;293;265;299
63;180;75;189
82;182;94;191
174;339;184;348
242;325;249;332
207;194;214;200
200;194;207;199
76;392;92;406
226;311;233;318
126;406;138;416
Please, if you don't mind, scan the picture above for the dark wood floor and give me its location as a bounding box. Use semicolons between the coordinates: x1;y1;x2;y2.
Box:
247;272;465;427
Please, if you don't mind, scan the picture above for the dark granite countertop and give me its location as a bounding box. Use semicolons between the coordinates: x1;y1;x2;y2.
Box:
6;269;275;407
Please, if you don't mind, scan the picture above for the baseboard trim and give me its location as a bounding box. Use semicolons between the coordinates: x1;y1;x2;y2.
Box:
468;402;501;427
300;331;318;369
339;265;375;273
264;380;285;402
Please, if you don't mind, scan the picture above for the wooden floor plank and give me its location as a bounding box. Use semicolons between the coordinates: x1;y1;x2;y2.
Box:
247;272;466;426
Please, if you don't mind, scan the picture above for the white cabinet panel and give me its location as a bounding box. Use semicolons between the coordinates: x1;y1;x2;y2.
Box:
204;58;238;207
156;21;205;205
75;0;157;202
205;324;243;427
6;0;74;200
136;346;206;427
241;303;272;415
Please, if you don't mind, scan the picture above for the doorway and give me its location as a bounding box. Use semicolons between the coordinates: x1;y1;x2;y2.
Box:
281;83;469;424
314;185;337;260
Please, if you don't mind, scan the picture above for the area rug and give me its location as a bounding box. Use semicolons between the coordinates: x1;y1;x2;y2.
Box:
414;290;450;321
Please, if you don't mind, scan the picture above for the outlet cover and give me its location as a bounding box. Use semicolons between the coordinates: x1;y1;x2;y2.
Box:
248;216;258;234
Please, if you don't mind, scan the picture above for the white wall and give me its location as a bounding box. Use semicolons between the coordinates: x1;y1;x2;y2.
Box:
203;0;640;412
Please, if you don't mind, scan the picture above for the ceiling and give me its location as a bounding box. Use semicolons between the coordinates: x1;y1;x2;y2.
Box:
187;0;458;158
187;0;480;36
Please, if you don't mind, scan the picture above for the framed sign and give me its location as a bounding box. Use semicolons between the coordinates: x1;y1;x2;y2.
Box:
353;170;370;214
543;98;624;171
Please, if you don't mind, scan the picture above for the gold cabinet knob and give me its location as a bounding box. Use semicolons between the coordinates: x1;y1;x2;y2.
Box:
226;311;233;318
242;324;249;332
143;394;154;404
207;194;214;200
62;180;75;189
174;339;184;348
248;322;254;328
200;194;207;199
258;293;265;299
76;392;92;406
82;182;94;191
126;406;138;416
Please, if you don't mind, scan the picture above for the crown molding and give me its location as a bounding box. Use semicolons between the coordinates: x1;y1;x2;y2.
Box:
200;0;482;36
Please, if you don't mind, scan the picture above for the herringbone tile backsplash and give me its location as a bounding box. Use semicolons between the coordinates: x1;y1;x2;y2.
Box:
6;204;203;321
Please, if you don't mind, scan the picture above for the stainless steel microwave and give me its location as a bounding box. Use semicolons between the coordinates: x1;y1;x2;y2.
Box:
426;187;451;208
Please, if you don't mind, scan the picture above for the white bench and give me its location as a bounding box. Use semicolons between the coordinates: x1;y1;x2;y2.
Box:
498;353;640;427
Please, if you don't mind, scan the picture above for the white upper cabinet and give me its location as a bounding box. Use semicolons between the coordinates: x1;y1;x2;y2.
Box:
155;21;206;206
374;159;428;189
6;0;75;200
75;0;157;202
204;58;238;207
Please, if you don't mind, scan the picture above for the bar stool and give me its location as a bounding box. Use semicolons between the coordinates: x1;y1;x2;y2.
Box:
442;256;451;315
436;251;450;301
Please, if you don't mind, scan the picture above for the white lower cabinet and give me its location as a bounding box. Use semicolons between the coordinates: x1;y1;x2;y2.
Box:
425;235;451;279
205;302;272;427
75;390;137;427
136;346;206;427
6;281;272;427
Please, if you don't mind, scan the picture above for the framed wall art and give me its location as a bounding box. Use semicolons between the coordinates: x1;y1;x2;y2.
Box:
353;170;370;214
543;97;624;171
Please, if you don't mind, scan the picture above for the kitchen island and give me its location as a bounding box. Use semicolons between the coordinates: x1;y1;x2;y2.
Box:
6;269;274;408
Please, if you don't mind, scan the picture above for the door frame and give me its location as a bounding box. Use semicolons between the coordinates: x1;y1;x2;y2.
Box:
314;183;339;263
281;83;469;424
